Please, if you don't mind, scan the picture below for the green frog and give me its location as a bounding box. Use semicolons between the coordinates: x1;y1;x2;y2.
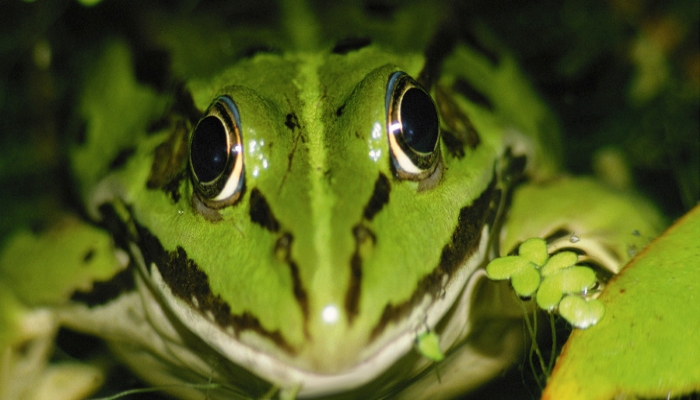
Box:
0;1;665;399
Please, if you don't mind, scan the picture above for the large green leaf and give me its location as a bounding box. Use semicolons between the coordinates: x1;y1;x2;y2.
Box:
543;205;700;399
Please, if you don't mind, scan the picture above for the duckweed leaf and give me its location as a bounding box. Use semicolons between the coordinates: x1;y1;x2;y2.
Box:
559;296;605;329
511;266;541;297
559;266;597;293
486;256;535;280
540;251;578;276
518;237;548;266
536;281;565;311
486;255;541;297
416;331;444;362
536;266;596;310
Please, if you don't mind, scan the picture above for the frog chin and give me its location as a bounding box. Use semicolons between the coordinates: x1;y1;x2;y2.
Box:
132;227;497;397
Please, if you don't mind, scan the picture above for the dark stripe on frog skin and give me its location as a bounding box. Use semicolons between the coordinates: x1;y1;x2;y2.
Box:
452;78;495;111
249;190;310;328
69;203;137;307
145;84;201;137
436;85;481;159
415;25;496;167
134;214;299;354
249;188;281;232
146;104;192;203
70;265;136;307
417;27;457;90
362;173;391;221
109;147;136;170
285;113;300;131
96;202;300;354
459;27;501;66
416;14;503;90
274;233;310;335
369;175;498;341
344;173;390;322
345;224;376;323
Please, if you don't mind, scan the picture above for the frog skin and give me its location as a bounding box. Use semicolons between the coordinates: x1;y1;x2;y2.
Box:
0;2;665;399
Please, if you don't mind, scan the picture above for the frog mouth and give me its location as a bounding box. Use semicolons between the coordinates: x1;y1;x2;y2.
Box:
125;221;493;398
127;219;498;396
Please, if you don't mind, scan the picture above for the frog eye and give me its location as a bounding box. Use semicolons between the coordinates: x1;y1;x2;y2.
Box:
386;71;440;180
189;95;245;208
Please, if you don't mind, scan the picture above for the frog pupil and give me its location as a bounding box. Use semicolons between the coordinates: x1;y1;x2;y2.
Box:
400;88;438;154
191;116;228;183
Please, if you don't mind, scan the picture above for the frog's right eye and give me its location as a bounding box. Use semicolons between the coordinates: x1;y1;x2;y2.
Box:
189;96;245;208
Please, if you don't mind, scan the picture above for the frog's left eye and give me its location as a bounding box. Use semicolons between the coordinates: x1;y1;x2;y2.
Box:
189;96;245;208
386;71;440;180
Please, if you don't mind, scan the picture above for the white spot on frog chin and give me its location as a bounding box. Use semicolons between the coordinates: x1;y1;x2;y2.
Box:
191;296;199;308
321;304;340;325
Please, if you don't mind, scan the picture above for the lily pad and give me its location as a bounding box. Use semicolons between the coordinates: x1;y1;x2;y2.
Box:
543;205;700;399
